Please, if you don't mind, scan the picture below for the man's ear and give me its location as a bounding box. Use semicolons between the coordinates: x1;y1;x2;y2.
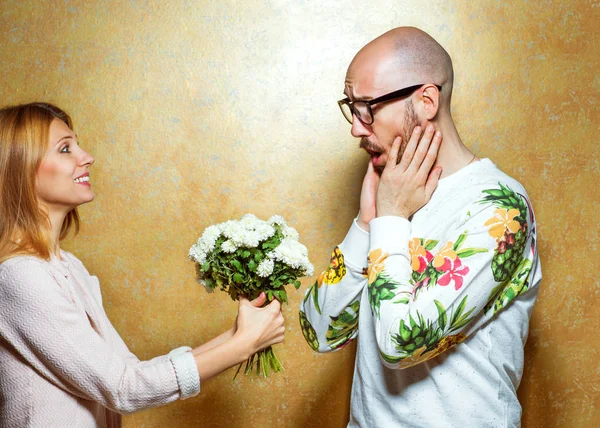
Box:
418;84;440;120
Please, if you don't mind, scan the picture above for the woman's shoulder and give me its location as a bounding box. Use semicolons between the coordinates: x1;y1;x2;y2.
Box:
0;255;48;272
0;255;53;287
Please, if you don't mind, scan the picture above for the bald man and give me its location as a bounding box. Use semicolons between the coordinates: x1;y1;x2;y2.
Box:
300;27;541;427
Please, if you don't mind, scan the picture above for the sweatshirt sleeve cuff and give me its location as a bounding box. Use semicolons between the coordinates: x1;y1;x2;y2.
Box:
369;216;411;256
169;346;200;400
339;218;370;270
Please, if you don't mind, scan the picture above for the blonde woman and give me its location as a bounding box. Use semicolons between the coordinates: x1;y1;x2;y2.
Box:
0;102;285;427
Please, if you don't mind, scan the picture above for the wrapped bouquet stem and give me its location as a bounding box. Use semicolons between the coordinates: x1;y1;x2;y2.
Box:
189;214;313;378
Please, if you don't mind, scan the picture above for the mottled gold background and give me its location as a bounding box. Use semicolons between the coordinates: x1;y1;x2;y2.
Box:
1;1;598;427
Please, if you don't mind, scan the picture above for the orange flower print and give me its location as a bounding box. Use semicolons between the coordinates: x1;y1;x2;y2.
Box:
367;249;388;284
484;208;521;240
433;242;457;269
409;238;433;273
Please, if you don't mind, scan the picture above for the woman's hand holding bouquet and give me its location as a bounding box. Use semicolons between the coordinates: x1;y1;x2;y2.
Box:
189;214;313;378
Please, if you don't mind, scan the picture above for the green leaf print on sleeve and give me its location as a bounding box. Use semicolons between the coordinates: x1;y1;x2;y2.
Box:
326;300;360;350
382;296;476;369
366;249;400;318
303;280;322;315
484;258;533;315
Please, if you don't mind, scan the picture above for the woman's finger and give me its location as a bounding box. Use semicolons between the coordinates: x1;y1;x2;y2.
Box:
249;292;267;307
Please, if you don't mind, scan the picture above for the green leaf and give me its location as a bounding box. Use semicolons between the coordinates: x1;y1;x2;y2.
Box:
311;285;321;315
380;288;396;300
409;314;417;329
434;300;447;331
231;259;243;272
242;250;251;258
294;280;301;289
393;297;410;305
456;248;488;258
233;273;244;283
201;261;210;272
450;296;468;326
453;233;467;251
424;239;439;251
484;189;505;197
399;320;411;342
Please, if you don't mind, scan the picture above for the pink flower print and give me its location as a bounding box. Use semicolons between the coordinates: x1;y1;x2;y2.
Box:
415;250;433;273
437;257;470;290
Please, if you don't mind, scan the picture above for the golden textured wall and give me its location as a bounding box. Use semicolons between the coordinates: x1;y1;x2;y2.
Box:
1;1;598;427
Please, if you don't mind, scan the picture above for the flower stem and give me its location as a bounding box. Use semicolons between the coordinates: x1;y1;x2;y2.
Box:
233;345;284;380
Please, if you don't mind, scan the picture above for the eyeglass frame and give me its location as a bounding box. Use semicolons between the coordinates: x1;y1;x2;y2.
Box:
337;83;442;126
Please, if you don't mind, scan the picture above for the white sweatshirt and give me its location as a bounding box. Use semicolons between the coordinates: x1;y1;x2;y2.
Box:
300;158;542;427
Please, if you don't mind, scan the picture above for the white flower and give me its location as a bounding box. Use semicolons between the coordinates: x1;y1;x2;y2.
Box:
271;238;313;274
268;215;286;226
200;225;222;251
221;240;237;253
257;258;274;277
282;225;300;241
188;244;206;264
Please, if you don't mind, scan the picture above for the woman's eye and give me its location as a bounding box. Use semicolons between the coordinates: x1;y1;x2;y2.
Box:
60;145;70;153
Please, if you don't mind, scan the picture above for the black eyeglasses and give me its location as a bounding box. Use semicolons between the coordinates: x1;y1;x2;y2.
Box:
338;84;442;126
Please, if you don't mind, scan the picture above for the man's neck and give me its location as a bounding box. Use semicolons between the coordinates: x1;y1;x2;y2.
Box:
431;117;476;179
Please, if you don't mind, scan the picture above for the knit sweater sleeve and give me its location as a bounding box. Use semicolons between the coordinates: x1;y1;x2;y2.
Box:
367;192;540;369
0;258;199;413
299;218;370;352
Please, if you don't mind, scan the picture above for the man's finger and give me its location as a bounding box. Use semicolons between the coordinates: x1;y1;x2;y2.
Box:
424;166;443;200
409;125;435;171
386;136;402;169
420;131;442;174
398;126;421;172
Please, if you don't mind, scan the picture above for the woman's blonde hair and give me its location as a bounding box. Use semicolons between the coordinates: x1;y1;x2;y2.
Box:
0;102;80;263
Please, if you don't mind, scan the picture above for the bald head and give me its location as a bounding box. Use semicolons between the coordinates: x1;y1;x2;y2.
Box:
348;27;454;108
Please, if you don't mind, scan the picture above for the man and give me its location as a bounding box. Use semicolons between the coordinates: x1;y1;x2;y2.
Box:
299;27;541;427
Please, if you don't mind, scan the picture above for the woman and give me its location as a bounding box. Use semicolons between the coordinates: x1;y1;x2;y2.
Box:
0;102;285;427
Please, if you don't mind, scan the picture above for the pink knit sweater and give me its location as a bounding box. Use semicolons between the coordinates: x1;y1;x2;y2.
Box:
0;251;200;427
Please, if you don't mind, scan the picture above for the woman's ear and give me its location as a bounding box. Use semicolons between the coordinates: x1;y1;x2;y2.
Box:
419;84;440;120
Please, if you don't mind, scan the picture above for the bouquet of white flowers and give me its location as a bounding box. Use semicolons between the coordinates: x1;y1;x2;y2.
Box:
188;214;313;377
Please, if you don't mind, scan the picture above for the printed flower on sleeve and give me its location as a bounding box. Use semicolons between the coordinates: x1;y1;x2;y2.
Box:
409;238;434;273
407;235;486;302
437;257;469;290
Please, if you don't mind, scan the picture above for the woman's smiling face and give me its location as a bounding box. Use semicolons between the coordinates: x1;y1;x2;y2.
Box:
36;118;95;214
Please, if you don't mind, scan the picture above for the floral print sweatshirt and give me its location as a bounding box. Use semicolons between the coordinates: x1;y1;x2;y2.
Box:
300;158;542;427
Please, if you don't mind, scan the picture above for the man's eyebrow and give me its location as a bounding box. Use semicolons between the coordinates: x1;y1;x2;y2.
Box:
342;89;372;102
